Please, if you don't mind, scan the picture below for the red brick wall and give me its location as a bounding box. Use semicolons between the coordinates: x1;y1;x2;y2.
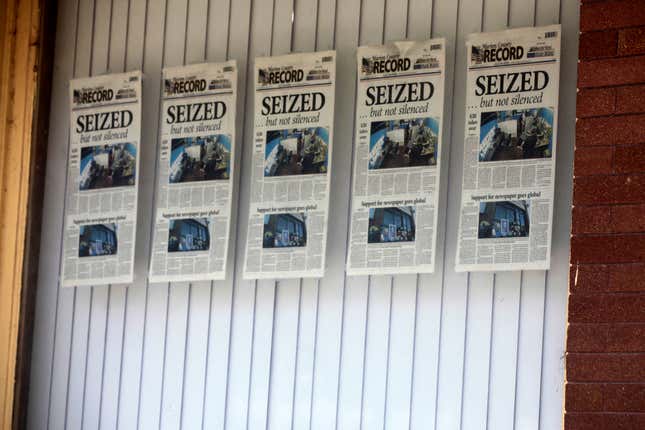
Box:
567;1;645;429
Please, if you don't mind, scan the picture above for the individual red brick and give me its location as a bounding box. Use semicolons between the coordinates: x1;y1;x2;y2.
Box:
566;382;645;412
576;114;645;146
568;294;645;323
616;84;645;114
581;0;645;32
571;235;645;264
568;323;645;352
567;353;645;381
572;205;611;234
619;27;645;56
574;146;614;176
570;264;609;294
579;56;645;88
574;174;645;205
566;383;603;412
580;30;618;59
614;144;645;173
577;87;616;118
565;412;645;430
611;204;645;233
609;263;645;291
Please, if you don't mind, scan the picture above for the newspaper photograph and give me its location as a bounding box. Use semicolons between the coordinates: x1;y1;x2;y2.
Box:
346;40;446;275
61;71;142;286
455;25;561;272
243;51;336;279
149;62;237;282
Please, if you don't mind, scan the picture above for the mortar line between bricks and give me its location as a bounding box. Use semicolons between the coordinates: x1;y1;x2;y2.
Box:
574;201;645;206
577;144;645;152
574;203;645;206
569;322;645;325
570;262;645;267
567;383;645;387
580;52;645;62
577;113;645;120
569;352;645;355
581;52;645;61
567;347;645;352
573;205;645;211
566;381;645;385
569;292;645;297
572;231;645;237
574;175;645;180
568;351;645;355
566;411;645;415
578;82;645;91
581;24;645;34
573;170;645;174
577;112;645;119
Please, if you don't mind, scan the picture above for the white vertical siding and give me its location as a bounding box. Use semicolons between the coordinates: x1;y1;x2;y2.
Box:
28;0;578;428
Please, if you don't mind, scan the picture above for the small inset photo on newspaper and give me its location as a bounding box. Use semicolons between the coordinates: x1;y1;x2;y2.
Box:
167;218;211;253
264;127;329;177
368;118;439;170
262;212;307;248
368;206;416;244
78;223;118;257
170;135;231;183
80;143;137;190
478;200;530;239
479;108;554;162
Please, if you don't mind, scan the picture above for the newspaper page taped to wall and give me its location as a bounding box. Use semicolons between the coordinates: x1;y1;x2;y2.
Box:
61;71;142;286
456;25;561;272
346;40;446;275
149;62;237;283
243;51;336;279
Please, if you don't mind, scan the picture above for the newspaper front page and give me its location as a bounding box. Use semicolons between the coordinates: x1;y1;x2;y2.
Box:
243;51;336;279
61;71;142;286
149;62;237;283
456;25;561;272
346;40;446;275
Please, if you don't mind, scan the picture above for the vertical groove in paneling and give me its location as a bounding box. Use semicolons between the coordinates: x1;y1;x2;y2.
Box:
380;2;420;428
114;2;147;428
313;0;355;427
37;0;77;423
359;1;391;426
292;0;326;407
246;1;282;427
434;0;473;429
82;0;114;426
484;1;526;427
66;1;98;429
333;0;367;428
221;0;255;426
265;0;301;426
28;0;577;429
175;0;230;425
540;1;572;429
135;0;170;426
99;2;130;414
96;1;130;427
199;0;246;428
429;2;462;429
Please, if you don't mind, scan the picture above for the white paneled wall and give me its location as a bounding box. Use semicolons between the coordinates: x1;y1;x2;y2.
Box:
28;0;578;428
